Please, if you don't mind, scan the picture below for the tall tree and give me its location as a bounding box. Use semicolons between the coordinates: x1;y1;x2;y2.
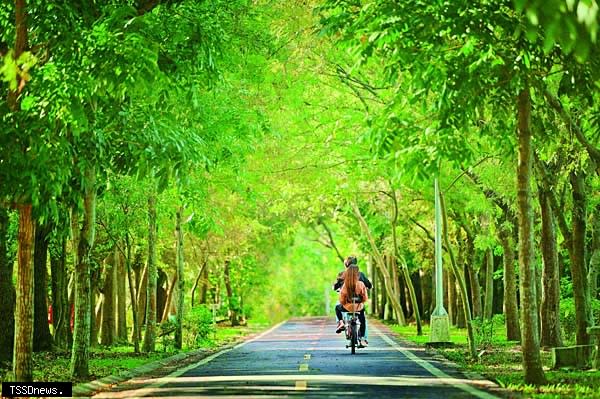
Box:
100;253;116;346
516;88;546;384
13;204;35;382
174;205;185;349
0;208;16;362
49;233;70;349
537;167;562;348
497;217;521;341
33;222;53;351
116;248;127;342
70;167;96;378
570;170;592;345
143;191;158;352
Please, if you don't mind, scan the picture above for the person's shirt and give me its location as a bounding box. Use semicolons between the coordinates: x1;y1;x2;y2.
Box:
333;270;372;291
340;280;368;312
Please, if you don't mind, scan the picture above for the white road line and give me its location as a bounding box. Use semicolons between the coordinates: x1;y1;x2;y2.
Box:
372;325;499;399
93;320;287;399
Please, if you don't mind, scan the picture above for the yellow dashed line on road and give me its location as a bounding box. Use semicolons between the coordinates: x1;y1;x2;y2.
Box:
295;380;307;390
298;363;309;372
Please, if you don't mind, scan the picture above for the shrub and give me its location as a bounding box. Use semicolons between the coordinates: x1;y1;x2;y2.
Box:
159;319;177;352
183;305;215;348
560;297;600;343
471;314;504;349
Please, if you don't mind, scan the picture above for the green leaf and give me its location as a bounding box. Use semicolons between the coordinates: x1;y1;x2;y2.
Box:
20;96;37;111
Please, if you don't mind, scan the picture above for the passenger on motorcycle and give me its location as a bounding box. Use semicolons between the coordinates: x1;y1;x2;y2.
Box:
334;256;371;345
335;265;368;346
333;256;372;291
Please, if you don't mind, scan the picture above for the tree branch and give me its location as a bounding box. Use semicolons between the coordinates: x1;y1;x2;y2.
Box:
533;153;572;246
463;169;516;223
544;88;600;166
445;155;495;192
317;219;345;263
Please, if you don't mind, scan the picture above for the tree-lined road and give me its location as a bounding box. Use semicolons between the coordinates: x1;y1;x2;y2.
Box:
93;318;501;398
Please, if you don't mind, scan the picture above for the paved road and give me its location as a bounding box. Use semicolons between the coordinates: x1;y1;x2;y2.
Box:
94;317;502;398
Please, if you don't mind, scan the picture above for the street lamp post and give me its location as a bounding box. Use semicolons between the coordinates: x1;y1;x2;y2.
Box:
429;177;451;344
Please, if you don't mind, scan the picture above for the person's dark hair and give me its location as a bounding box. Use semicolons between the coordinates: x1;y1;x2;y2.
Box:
344;256;357;268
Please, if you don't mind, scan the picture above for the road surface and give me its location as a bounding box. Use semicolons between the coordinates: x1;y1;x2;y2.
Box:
94;317;502;398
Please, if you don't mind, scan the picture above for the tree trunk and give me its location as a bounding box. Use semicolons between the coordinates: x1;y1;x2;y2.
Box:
224;260;239;326
383;255;393;321
370;255;377;316
125;238;140;353
95;296;103;343
136;264;148;334
398;271;409;319
191;268;202;308
493;255;504;315
399;260;420;331
439;192;477;359
387;188;412;327
100;254;116;346
199;264;208;305
7;0;28;111
132;252;143;312
33;223;53;351
157;269;168;322
116;248;127;342
90;266;100;347
378;271;386;319
0;207;16;362
161;272;177;322
389;255;406;325
468;264;482;319
538;188;562;348
447;269;456;325
414;270;426;320
588;205;600;300
483;248;494;320
455;227;466;328
12;204;35;381
10;0;32;381
50;236;71;349
71;168;97;378
463;226;483;319
516;88;546;385
175;206;185;348
497;219;521;341
352;203;408;329
143;192;157;352
570;171;591;345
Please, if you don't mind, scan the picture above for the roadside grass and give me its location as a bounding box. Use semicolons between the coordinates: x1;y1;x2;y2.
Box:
390;322;600;398
194;322;268;349
0;321;267;386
